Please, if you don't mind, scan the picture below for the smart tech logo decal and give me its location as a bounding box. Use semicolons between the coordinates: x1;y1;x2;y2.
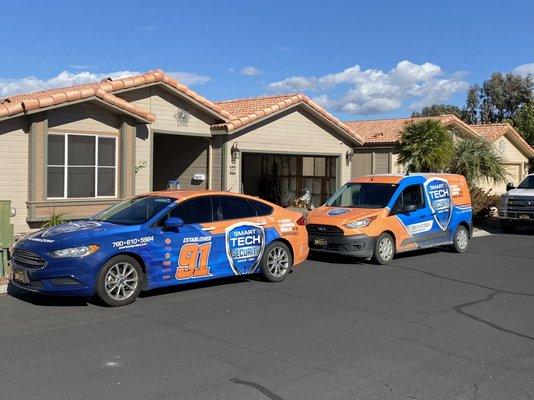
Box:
424;178;452;230
225;221;265;275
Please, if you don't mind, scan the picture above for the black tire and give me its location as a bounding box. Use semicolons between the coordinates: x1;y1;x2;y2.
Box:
373;232;395;265
500;220;516;234
260;241;293;282
95;255;144;307
452;225;470;253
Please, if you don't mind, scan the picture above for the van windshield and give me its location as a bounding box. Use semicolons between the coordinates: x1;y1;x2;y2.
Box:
91;196;175;225
326;183;398;209
517;176;534;189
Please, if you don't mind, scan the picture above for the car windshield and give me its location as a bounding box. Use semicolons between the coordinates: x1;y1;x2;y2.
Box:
326;183;398;209
517;176;534;189
91;196;175;225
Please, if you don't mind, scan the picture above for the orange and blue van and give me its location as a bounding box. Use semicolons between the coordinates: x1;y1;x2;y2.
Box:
10;191;308;306
306;174;472;264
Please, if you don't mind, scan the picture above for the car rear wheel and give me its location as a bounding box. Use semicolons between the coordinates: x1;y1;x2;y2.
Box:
95;255;144;307
260;241;292;282
452;225;469;253
373;233;395;265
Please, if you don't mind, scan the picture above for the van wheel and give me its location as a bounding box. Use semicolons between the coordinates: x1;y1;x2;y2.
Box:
452;225;469;253
95;255;144;307
500;220;516;234
373;233;395;265
260;241;292;282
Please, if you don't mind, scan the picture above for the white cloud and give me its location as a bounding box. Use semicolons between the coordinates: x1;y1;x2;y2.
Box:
267;60;469;115
512;63;534;77
267;76;316;91
240;66;262;76
167;71;211;85
0;69;211;98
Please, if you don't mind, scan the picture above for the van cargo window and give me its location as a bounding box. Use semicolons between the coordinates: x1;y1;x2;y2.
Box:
326;183;397;209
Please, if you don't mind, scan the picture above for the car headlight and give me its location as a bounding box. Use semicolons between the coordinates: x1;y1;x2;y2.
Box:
344;216;376;229
48;245;100;258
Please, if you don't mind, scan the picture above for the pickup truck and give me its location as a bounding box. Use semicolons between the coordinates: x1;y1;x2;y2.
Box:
499;174;534;233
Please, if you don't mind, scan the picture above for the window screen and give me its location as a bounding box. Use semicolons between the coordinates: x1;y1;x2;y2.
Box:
46;134;117;198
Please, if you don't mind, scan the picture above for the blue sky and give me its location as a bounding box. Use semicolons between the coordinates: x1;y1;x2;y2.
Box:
0;0;533;120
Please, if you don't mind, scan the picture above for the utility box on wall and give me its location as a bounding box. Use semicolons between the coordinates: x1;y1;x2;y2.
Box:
0;200;14;277
0;200;14;248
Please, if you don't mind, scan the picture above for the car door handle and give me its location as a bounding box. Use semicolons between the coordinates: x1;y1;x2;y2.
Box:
202;226;216;231
257;222;267;226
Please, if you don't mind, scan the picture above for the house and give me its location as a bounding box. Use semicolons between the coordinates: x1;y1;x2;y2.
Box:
0;69;363;233
345;116;534;193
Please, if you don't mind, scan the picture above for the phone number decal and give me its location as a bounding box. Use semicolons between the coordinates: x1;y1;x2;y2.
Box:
112;236;154;250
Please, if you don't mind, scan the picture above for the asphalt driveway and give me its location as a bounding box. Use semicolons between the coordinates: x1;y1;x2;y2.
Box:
1;232;533;400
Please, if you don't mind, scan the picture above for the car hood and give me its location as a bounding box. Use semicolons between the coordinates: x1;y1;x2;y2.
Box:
16;220;141;252
506;188;534;197
307;206;385;225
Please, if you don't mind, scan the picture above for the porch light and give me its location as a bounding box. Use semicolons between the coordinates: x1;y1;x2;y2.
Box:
231;143;240;164
346;148;354;165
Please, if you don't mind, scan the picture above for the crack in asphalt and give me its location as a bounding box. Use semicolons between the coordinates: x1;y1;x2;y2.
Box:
453;291;534;342
389;264;534;342
229;378;286;400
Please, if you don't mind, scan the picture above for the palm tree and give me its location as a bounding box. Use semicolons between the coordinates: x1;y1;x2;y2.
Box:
451;136;508;185
398;120;454;172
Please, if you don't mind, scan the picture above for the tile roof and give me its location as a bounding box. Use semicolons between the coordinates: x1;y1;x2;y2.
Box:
214;94;364;144
344;114;475;145
471;123;534;157
0;69;232;122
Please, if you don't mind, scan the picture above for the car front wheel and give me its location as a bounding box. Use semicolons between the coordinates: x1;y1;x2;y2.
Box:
95;255;144;307
260;241;292;282
373;233;395;265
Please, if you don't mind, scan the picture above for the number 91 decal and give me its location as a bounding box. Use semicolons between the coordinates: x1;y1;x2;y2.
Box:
175;242;212;280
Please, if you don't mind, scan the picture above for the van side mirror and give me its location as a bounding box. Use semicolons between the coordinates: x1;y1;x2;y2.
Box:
506;182;515;191
165;217;184;229
403;204;418;213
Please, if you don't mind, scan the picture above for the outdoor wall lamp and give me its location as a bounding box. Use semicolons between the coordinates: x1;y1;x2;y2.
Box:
231;142;240;164
346;148;354;165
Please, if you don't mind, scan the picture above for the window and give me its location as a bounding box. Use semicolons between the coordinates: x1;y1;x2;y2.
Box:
326;183;398;209
518;175;534;189
393;185;425;211
249;199;273;216
215;196;258;220
47;134;117;198
92;196;174;226
170;197;214;224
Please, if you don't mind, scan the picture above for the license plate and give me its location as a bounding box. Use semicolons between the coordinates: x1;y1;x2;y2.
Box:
13;269;29;284
519;214;530;220
314;238;327;246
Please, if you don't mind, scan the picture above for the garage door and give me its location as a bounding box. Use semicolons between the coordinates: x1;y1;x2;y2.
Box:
153;133;209;190
351;153;372;177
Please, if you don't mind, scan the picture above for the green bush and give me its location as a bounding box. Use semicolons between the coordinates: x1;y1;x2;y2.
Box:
469;187;499;221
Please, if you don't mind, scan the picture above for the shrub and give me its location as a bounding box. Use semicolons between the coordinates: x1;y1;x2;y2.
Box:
42;208;65;228
469;187;500;221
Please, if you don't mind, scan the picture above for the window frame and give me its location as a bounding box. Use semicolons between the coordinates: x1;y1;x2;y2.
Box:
46;133;119;200
392;184;426;213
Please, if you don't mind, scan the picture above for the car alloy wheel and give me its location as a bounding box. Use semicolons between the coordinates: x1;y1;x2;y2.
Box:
267;246;290;278
104;262;139;301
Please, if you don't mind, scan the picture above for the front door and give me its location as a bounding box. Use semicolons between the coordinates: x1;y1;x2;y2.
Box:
392;184;434;249
147;196;225;288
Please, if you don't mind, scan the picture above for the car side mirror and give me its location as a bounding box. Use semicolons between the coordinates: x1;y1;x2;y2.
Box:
164;217;184;229
506;182;515;191
403;204;418;213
